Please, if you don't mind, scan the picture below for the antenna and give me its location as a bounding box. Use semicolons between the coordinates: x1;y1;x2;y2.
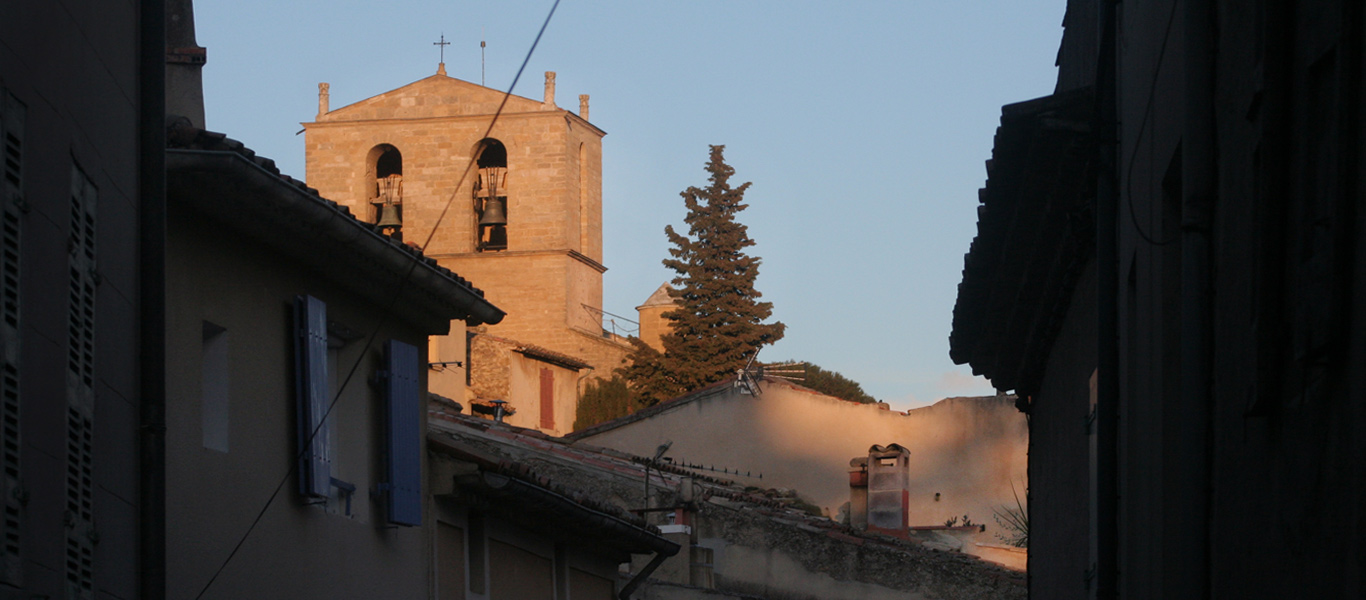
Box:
481;30;487;86
736;349;763;395
762;361;806;382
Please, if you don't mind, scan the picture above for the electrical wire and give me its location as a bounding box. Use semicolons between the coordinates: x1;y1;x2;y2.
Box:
1122;0;1180;247
191;2;561;597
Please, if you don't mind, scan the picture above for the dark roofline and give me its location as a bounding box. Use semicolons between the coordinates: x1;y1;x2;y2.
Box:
166;128;505;330
949;88;1096;398
428;432;679;558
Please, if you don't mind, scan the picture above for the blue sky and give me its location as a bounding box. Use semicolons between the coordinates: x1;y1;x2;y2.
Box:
197;1;1064;409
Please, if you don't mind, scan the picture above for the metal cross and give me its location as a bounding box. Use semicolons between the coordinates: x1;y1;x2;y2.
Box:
433;34;450;64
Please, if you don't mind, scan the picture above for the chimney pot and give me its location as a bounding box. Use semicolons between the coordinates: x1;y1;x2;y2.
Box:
317;82;330;118
543;71;556;109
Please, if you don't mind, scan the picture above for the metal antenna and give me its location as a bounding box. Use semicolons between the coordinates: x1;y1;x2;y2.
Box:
481;30;487;86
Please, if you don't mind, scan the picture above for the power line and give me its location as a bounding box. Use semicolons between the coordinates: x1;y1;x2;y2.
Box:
191;2;561;597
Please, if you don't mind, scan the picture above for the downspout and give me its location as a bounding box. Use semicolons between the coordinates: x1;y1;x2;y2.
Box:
1181;0;1215;595
1094;1;1120;598
139;0;168;598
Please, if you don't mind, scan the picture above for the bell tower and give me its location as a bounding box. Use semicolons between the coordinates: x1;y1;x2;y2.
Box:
301;67;627;426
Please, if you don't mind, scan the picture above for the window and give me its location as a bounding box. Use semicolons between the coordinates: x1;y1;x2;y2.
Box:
474;138;508;251
201;322;229;452
294;295;331;499
367;144;403;238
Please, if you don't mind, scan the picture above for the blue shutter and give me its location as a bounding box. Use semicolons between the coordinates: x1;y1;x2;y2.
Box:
384;339;422;526
294;295;331;498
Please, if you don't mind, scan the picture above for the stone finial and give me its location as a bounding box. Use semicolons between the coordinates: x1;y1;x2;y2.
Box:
317;83;330;118
579;94;590;121
543;71;556;109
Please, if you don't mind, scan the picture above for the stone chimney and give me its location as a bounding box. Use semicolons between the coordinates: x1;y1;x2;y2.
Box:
866;444;911;539
317;83;330;119
543;71;556;109
579;94;590;121
165;0;207;128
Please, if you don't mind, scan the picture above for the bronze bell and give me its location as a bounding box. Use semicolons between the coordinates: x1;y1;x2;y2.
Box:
376;203;402;229
479;197;507;226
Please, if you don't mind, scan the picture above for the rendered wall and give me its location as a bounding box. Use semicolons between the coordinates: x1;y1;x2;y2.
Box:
165;208;432;599
578;383;1028;533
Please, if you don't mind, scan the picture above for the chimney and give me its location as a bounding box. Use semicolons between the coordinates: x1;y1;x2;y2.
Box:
865;444;911;539
579;94;590;121
543;71;556;109
317;83;330;119
165;0;207;128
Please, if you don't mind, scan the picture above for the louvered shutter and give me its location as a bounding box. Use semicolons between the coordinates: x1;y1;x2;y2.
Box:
0;89;24;587
65;165;97;600
294;295;330;498
384;339;422;526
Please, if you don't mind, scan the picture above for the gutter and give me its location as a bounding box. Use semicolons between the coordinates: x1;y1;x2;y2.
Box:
138;0;167;598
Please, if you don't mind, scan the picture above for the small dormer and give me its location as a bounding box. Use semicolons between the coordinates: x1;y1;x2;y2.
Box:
474;138;508;251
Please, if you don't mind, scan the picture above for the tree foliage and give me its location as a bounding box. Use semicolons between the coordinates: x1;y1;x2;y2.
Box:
779;361;878;404
621;146;785;405
572;376;636;431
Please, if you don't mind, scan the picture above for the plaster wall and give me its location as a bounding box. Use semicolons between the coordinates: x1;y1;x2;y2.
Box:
579;384;1027;533
1026;261;1096;599
165;208;432;599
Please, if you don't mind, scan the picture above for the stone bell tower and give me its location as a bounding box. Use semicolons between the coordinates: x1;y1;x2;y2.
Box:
302;66;628;426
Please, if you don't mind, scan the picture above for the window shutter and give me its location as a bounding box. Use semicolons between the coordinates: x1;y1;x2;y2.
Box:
539;368;554;430
383;339;422;526
0;89;23;587
293;295;330;498
66;164;96;600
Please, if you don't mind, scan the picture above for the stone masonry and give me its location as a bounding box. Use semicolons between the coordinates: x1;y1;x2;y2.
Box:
303;66;630;422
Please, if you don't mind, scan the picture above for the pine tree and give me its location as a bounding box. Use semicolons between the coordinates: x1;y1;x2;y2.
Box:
622;145;785;405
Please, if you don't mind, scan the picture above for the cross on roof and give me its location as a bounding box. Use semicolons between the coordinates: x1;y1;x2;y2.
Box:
434;34;450;64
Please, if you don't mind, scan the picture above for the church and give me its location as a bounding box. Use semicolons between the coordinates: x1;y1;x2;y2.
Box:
301;62;643;435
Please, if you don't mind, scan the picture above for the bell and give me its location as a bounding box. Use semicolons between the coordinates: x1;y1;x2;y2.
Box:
479;197;507;226
376;204;402;229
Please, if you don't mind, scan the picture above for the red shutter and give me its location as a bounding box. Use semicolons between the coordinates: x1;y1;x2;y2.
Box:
539;368;554;430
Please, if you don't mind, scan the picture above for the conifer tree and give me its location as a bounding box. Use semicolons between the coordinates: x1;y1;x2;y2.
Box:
622;145;785;405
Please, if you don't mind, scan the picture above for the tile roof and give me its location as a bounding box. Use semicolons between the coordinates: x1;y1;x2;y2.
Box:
166;117;505;327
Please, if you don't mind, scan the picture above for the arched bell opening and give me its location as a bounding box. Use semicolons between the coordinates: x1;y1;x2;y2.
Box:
474;138;508;251
368;144;404;240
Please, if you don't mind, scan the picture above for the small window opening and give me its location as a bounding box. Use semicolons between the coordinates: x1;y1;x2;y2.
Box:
201;321;229;452
474;139;508;251
369;144;403;240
